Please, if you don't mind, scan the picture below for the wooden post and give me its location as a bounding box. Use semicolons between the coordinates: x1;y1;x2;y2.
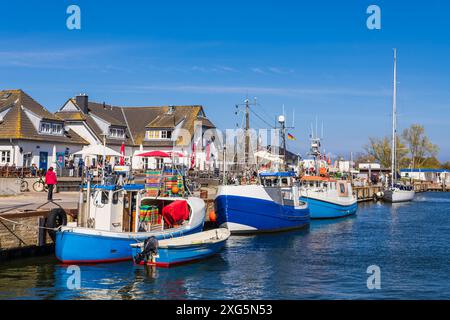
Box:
38;217;46;246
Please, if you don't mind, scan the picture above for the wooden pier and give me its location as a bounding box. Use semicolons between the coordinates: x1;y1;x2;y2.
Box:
353;186;383;202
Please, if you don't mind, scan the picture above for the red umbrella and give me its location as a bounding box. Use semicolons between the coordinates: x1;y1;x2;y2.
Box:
167;151;184;158
136;151;170;158
120;142;125;165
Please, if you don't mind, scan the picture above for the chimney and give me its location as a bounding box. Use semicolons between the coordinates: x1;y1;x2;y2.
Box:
76;93;89;114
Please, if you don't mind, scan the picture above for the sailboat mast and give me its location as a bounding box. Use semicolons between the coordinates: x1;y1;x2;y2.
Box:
391;48;397;187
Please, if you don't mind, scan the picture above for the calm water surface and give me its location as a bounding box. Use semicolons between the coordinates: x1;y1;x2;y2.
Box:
1;192;449;300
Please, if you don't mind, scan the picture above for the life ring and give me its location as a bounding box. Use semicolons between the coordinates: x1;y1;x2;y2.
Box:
45;208;67;242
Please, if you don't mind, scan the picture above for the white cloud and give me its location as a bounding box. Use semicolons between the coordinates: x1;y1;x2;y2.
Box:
116;84;389;97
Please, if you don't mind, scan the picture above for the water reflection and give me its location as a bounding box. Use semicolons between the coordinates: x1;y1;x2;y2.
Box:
1;193;450;299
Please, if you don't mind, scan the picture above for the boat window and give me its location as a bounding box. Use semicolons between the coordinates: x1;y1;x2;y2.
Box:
339;183;346;193
112;191;119;204
101;191;109;204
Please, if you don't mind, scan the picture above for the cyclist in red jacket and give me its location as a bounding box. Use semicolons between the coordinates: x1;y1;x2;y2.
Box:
45;167;58;201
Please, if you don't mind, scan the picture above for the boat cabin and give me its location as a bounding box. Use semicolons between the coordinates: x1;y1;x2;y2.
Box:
259;171;302;207
259;171;296;187
300;176;353;197
78;183;192;233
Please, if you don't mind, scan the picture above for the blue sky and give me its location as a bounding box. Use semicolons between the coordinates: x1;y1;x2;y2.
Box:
1;0;450;160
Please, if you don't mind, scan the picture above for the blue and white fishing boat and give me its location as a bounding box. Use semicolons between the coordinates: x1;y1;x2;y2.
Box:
215;172;310;234
56;182;205;264
131;228;230;267
298;129;357;219
299;176;357;219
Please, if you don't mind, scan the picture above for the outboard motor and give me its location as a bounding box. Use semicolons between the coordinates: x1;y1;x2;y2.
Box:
134;236;159;265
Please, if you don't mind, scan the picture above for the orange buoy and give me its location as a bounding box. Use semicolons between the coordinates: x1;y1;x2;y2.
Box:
171;186;179;194
209;211;217;222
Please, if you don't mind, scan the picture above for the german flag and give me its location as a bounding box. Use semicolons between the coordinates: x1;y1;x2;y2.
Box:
287;133;296;141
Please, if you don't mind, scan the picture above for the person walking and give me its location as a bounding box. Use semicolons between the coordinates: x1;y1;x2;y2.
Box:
45;167;58;201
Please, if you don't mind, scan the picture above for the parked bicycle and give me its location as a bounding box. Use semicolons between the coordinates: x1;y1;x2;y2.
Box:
16;176;29;192
33;173;48;192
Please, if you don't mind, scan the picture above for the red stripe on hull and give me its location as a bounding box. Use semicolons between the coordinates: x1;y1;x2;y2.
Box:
135;257;210;268
58;257;132;265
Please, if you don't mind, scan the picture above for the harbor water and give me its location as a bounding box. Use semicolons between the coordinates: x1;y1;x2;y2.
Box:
0;192;449;300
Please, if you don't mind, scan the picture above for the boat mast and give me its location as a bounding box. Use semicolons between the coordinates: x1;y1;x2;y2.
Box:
245;96;250;167
391;48;397;188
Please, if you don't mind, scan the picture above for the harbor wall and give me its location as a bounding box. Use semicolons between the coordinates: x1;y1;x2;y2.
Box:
0;178;20;195
0;209;76;261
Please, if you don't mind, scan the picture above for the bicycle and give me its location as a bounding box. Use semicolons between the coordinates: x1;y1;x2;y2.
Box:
33;174;48;192
16;176;29;192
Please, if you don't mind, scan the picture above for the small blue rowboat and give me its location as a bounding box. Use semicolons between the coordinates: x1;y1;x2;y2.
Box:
131;228;231;267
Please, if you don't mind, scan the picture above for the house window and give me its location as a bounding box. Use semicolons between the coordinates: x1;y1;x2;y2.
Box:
1;151;11;164
40;122;51;134
110;127;125;139
146;130;172;140
161;130;172;140
52;123;63;134
40;122;63;135
147;130;160;140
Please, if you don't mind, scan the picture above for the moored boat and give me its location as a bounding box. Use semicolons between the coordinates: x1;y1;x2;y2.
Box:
299;176;357;219
56;170;206;264
215;172;310;234
383;184;415;203
383;49;415;203
131;228;230;267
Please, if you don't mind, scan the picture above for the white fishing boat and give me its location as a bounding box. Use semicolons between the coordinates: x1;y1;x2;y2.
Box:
383;49;415;203
299;134;357;219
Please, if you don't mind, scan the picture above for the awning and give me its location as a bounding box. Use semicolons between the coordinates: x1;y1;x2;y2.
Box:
74;144;122;157
136;151;170;158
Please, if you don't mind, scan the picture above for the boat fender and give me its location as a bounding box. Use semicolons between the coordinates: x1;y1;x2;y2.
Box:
45;208;68;242
134;236;159;264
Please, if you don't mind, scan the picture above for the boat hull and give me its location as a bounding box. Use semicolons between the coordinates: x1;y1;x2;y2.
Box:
300;197;358;219
383;189;415;203
55;224;204;264
215;192;310;234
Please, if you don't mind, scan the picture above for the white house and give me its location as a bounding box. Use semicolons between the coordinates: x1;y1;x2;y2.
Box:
0;89;88;170
400;168;450;184
55;94;219;171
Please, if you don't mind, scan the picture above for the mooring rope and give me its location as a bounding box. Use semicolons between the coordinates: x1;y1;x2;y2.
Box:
0;215;59;231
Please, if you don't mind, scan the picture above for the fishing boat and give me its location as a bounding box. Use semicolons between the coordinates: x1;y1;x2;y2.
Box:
383;49;415;203
55;170;205;264
131;228;230;267
298;130;357;219
215;171;310;234
299;176;357;219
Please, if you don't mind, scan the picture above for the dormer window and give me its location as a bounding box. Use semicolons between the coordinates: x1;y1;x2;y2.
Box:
146;130;172;140
110;127;125;139
40;122;63;135
161;130;172;139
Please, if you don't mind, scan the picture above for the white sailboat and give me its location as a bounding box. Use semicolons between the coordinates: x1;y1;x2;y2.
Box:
383;49;415;203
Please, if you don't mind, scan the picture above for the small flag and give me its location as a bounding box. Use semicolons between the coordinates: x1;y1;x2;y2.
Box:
287;133;296;141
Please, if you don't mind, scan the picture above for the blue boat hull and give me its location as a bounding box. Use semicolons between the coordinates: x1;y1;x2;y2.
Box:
132;241;226;267
300;197;357;219
215;195;310;234
55;224;204;264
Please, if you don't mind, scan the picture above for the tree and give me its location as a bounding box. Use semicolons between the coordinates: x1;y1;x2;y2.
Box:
402;124;439;169
441;161;450;170
364;136;408;168
421;157;441;169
